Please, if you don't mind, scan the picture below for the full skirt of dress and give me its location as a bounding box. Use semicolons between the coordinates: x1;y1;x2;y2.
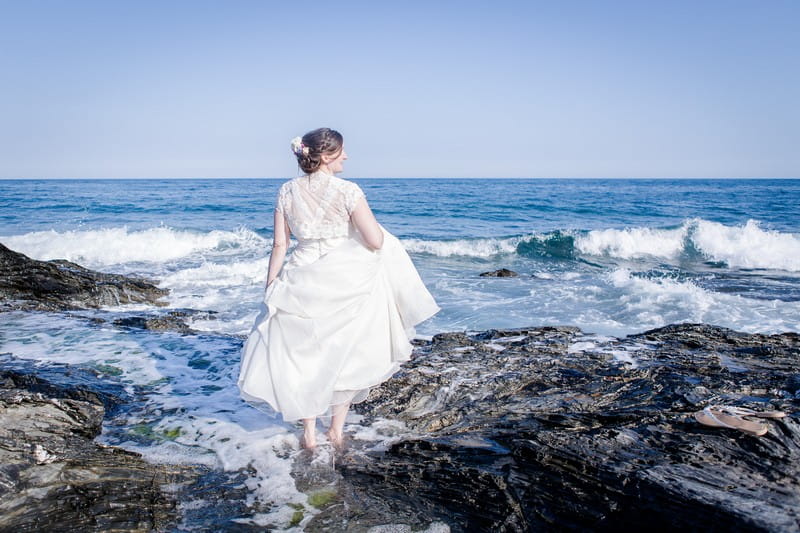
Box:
237;225;440;421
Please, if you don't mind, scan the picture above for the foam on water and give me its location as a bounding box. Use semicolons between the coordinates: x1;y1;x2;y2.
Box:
577;218;800;271
423;260;800;338
692;219;800;271
158;257;270;322
351;418;421;452
0;312;164;390
1;226;267;268
576;225;688;260
161;258;269;289
607;268;800;333
368;523;451;533
567;341;597;353
396;219;800;272
131;415;306;526
402;235;525;257
16;220;790;337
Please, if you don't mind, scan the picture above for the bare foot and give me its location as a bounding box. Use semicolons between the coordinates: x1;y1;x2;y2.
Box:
301;431;317;450
325;430;344;449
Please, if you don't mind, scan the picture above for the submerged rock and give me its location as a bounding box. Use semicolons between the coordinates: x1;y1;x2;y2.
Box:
112;311;198;333
479;268;518;277
335;324;800;532
0;243;168;311
0;355;196;531
66;309;219;335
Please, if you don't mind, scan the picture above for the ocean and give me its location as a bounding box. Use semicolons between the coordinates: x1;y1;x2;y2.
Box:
1;177;799;528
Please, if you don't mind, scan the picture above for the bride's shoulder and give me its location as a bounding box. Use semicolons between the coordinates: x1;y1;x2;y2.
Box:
331;176;362;191
280;176;301;189
276;178;297;198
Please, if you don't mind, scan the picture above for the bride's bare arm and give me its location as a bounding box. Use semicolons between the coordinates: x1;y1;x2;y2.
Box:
266;209;291;287
350;196;384;250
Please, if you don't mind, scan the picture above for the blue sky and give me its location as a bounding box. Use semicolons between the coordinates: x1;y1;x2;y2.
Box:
0;0;798;178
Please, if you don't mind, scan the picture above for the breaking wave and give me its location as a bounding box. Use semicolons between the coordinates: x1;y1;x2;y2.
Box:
400;219;800;272
0;226;267;267
3;219;798;273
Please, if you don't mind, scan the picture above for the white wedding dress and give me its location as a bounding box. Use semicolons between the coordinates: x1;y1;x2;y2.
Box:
237;169;440;422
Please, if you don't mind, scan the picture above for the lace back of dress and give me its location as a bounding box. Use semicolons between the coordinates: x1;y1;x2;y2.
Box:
280;174;357;241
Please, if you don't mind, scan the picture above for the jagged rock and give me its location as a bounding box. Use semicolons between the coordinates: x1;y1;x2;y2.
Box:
479;268;518;277
0;355;196;531
0;243;168;311
336;324;800;532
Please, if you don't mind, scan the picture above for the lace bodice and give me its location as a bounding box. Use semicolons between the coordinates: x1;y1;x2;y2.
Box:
275;170;365;241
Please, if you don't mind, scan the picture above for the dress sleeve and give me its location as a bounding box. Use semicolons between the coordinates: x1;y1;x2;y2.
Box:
275;183;289;214
343;181;365;214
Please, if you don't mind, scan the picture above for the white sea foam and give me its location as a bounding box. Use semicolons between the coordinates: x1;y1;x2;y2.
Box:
1;226;267;267
401;235;525;257
140;415;307;527
692;219;800;271
576;225;688;260
161;258;269;289
607;267;800;333
0;312;164;390
7;219;797;274
368;522;451;533
609;267;719;327
576;219;800;271
567;341;596;353
159;258;270;323
351;418;421;452
400;218;800;272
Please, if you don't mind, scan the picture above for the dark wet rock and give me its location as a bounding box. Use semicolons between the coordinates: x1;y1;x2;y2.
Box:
0;355;196;531
114;312;194;333
110;309;219;334
0;243;168;311
335;323;800;532
0;353;129;413
479;268;518;277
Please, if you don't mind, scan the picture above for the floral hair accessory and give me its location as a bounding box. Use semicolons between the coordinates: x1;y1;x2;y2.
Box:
290;136;310;156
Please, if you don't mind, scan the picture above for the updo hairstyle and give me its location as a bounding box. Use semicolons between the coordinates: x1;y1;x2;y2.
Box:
295;127;344;174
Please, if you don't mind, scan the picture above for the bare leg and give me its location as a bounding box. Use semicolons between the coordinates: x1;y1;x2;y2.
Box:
326;402;349;448
301;417;317;449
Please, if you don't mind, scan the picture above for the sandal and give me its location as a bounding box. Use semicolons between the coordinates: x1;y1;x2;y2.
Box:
694;406;768;437
709;404;786;419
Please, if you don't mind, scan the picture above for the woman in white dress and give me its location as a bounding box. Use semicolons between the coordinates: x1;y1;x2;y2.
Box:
238;127;439;448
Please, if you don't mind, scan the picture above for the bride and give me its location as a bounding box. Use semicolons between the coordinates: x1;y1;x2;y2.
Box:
238;127;439;449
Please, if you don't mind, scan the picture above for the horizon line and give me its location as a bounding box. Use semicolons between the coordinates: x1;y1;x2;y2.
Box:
1;176;799;181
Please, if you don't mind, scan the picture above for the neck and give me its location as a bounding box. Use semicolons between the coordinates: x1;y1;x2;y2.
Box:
317;164;335;175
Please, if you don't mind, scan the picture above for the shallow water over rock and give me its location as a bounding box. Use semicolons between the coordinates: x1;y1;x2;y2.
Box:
0;355;196;531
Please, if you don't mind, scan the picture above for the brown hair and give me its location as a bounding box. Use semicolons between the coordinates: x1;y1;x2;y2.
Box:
295;127;344;174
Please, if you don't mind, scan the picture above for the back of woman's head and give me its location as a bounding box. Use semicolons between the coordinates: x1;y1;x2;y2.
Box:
291;128;343;174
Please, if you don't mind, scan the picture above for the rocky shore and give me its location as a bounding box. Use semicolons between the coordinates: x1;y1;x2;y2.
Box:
0;354;197;531
0;243;168;311
2;245;799;531
0;244;199;530
309;324;800;532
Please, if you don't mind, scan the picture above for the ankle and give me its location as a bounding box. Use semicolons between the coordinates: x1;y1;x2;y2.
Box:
302;429;317;449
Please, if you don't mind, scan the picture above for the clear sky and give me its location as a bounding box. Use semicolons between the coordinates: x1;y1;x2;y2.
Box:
1;0;798;178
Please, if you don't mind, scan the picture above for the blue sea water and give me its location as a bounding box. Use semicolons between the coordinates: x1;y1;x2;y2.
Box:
3;178;799;334
1;177;799;528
